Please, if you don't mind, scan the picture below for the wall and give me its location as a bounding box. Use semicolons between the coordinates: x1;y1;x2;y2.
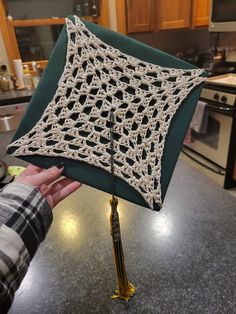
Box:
130;28;236;61
130;27;213;56
220;32;236;62
0;29;10;69
7;0;73;19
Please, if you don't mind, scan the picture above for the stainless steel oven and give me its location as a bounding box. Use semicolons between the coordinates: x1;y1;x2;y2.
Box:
183;74;236;188
186;100;234;169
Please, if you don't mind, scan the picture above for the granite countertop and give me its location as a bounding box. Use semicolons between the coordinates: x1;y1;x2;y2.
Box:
0;89;33;106
7;158;236;314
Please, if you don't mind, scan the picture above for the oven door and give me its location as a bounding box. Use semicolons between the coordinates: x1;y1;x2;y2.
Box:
185;104;233;169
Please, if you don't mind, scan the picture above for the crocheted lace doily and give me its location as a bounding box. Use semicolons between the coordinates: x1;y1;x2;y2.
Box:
9;16;206;210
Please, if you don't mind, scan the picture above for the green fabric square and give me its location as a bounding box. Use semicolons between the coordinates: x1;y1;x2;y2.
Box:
8;16;207;210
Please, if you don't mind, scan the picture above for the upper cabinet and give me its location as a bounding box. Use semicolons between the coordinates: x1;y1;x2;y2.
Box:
126;0;156;33
116;0;210;34
159;0;192;30
192;0;210;27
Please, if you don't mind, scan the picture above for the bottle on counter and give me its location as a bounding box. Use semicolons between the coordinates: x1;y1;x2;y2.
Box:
82;0;90;17
13;59;25;89
0;64;10;91
23;64;34;90
0;63;3;92
10;73;18;90
31;61;40;88
91;0;100;17
36;63;44;77
74;2;83;17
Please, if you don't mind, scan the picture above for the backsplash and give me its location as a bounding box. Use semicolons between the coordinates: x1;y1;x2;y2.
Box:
220;32;236;61
130;28;236;60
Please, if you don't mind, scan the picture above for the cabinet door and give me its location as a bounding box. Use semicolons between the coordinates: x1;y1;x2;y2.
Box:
126;0;156;33
192;0;210;27
159;0;191;30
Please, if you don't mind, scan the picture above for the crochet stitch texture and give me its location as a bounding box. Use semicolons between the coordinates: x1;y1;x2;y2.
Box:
9;16;206;209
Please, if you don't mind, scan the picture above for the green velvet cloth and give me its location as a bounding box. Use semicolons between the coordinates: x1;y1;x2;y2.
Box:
8;16;207;210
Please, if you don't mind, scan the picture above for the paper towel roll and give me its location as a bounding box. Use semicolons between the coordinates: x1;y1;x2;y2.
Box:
13;59;25;89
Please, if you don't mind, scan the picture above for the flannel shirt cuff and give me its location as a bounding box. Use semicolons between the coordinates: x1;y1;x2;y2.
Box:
0;182;53;259
0;224;30;313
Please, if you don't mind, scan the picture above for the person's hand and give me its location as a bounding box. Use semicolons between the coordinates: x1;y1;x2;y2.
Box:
15;164;82;209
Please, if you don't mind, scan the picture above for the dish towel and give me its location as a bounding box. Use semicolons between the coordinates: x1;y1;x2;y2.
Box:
190;100;208;133
184;101;208;144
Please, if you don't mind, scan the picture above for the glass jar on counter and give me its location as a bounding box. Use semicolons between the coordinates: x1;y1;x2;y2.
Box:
0;64;10;91
23;65;34;90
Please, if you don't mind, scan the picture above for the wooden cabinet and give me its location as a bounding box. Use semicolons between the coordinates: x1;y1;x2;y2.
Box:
159;0;210;30
116;0;210;34
0;0;109;71
192;0;210;27
159;0;192;30
126;0;156;33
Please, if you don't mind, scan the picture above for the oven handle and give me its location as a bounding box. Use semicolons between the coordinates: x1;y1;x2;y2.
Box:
206;103;234;114
182;146;225;176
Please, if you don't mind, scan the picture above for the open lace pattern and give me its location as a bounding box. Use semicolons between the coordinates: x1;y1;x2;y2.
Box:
9;16;206;210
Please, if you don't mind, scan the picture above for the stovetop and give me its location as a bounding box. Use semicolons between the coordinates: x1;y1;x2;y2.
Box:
201;73;236;107
205;73;236;88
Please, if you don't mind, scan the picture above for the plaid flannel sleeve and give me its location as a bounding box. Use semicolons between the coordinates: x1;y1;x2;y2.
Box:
0;182;53;313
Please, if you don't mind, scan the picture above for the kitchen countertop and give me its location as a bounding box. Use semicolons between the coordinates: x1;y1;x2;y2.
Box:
0;89;33;106
8;158;236;314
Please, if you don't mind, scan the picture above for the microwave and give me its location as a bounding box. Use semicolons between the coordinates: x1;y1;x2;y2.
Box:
209;0;236;32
